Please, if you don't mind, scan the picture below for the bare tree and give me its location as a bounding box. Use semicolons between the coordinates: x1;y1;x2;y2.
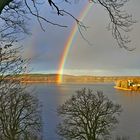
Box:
0;42;42;140
0;83;41;140
0;0;135;50
57;88;122;140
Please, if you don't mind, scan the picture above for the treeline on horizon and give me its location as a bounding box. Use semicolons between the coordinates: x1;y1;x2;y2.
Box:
4;74;140;83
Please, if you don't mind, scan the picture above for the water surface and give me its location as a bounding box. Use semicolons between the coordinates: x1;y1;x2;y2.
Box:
33;83;140;140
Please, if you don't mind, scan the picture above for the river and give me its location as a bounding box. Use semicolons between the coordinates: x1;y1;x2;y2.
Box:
32;83;140;140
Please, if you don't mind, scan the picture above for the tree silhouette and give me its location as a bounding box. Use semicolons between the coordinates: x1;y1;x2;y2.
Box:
57;88;122;140
0;42;42;140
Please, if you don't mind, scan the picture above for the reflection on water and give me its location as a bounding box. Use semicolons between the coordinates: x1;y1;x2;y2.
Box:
31;83;140;140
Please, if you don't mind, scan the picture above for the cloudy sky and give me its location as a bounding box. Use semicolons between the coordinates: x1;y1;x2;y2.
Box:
23;0;140;76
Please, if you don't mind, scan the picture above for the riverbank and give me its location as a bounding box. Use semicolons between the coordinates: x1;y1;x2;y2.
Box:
114;86;132;91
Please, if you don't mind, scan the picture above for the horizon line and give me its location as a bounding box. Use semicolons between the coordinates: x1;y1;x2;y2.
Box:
22;73;140;77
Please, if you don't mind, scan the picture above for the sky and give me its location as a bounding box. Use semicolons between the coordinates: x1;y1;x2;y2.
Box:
23;0;140;76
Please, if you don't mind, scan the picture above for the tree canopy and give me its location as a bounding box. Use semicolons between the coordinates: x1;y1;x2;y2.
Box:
57;88;122;140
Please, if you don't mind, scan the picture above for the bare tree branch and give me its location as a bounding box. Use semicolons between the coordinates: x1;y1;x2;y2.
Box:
0;0;135;50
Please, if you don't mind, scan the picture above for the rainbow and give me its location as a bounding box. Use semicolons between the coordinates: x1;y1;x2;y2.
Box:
57;2;92;83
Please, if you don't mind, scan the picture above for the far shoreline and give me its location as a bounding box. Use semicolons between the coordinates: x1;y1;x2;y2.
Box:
16;74;140;84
